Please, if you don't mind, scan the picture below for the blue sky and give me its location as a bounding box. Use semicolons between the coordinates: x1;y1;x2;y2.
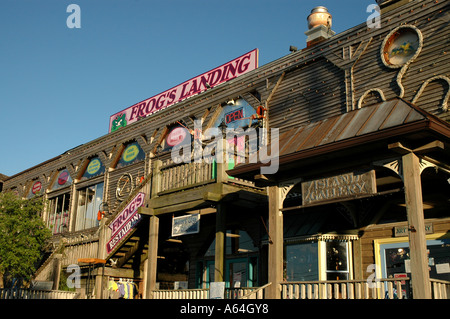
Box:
0;0;375;177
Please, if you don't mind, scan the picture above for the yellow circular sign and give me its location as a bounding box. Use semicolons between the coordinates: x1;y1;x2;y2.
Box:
87;158;101;175
122;144;139;163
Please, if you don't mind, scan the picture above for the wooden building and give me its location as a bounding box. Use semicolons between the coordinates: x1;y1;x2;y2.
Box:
1;0;449;299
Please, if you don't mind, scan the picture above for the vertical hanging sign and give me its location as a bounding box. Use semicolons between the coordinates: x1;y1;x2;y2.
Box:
106;192;145;254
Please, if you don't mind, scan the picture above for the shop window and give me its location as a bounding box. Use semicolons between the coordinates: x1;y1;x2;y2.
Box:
74;182;103;231
47;193;70;235
378;236;450;298
52;169;72;191
284;239;352;282
81;157;105;180
326;241;349;280
116;141;145;169
285;242;319;281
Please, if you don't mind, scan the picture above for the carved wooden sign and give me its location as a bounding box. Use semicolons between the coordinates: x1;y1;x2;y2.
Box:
301;170;376;205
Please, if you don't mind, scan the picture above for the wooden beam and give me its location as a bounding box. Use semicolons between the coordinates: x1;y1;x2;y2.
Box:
413;140;444;154
267;185;283;299
214;203;226;282
388;142;412;154
402;152;431;299
145;215;159;299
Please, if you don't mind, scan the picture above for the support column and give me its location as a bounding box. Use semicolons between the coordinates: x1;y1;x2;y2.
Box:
267;185;283;299
214;203;226;282
402;152;431;299
94;217;108;299
145;215;159;299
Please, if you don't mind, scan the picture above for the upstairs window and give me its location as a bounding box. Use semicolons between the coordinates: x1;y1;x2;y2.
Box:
47;193;70;235
74;182;103;231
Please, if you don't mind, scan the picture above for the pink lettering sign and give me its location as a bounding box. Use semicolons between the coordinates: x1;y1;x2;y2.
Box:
109;49;259;133
109;192;145;237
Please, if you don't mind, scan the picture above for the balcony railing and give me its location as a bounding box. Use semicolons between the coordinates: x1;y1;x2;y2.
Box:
0;288;79;299
149;277;449;299
159;160;214;193
280;278;450;299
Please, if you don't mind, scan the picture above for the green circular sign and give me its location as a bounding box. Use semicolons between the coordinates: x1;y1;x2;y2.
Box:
87;158;101;175
122;144;139;163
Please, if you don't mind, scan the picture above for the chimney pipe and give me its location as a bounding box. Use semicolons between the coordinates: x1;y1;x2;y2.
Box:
305;6;335;48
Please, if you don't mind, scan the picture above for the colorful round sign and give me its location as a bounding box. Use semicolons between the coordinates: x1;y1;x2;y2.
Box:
122;144;140;163
166;127;187;147
32;181;42;194
87;158;101;175
58;170;70;185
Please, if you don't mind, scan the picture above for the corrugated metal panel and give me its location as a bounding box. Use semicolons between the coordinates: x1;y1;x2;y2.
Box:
277;99;428;157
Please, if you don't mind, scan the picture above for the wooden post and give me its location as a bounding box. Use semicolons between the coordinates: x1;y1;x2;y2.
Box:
151;160;162;197
267;185;283;299
52;254;62;290
214;203;226;282
145;215;159;299
94;217;108;299
402;152;431;299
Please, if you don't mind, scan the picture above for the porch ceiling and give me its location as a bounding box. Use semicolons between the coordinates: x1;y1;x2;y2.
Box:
228;98;450;182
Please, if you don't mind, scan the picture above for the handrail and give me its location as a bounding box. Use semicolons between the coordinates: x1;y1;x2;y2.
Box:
240;282;272;299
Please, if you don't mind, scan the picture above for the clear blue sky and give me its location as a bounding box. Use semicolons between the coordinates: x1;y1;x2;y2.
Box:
0;0;375;177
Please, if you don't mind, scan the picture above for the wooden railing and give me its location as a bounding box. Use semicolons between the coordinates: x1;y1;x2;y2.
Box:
0;288;79;299
280;278;412;299
152;288;209;299
159;160;214;193
431;279;450;299
280;278;449;299
240;283;272;299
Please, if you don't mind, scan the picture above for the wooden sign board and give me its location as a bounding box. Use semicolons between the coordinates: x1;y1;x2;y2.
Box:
302;170;376;205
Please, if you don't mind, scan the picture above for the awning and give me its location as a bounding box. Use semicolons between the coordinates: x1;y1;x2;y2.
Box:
228;98;450;181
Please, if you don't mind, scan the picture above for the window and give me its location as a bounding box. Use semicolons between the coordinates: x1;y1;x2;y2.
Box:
75;182;103;231
326;241;349;280
47;194;70;235
285;242;319;281
284;239;352;282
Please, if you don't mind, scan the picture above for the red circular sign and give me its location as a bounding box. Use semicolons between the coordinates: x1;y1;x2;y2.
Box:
32;181;42;194
166;127;187;147
58;171;69;185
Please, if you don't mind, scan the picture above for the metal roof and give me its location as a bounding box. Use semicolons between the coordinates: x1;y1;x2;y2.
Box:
230;98;450;178
277;99;427;157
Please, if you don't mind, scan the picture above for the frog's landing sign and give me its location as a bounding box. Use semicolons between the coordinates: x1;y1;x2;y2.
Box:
109;49;258;133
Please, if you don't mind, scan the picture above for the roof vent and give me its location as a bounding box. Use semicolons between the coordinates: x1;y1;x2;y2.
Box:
305;6;335;48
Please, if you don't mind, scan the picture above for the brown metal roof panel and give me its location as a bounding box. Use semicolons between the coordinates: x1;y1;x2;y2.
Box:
299;116;340;150
380;99;419;129
336;105;377;141
404;105;427;123
317;111;357;146
279;126;306;155
356;100;398;136
282;123;319;154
